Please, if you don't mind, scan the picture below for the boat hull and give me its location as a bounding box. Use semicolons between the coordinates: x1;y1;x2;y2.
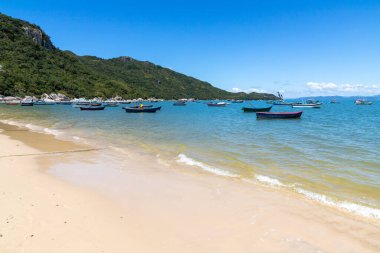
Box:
292;104;320;108
207;103;227;107
242;106;272;112
79;106;105;111
256;111;303;119
125;106;161;113
21;102;34;106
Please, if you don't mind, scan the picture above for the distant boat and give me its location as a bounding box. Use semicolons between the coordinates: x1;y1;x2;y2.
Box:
57;100;73;105
305;99;322;105
21;101;33;106
5;100;20;105
232;100;244;103
207;102;227;107
291;104;320;108
330;99;339;104
34;99;55;105
21;100;34;106
125;106;161;113
173;101;186;106
104;101;119;107
72;101;90;108
126;105;154;109
119;100;132;104
355;99;373;105
242;106;272;112
256;111;303;119
273;101;293;106
79;104;105;110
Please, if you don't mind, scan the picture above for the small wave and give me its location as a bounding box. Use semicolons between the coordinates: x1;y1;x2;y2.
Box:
254;174;380;220
0;119;25;128
43;127;62;136
25;123;43;132
255;175;285;187
296;188;380;220
177;154;239;178
1;119;75;141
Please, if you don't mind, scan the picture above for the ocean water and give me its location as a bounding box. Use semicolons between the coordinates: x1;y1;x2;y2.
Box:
1;100;379;219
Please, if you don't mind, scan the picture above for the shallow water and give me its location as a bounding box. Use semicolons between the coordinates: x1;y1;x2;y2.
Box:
1;99;379;219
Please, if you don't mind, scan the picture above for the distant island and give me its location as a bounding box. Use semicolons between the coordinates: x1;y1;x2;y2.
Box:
0;13;278;100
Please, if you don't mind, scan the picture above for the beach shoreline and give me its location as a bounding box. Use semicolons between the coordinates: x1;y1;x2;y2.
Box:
1;122;379;253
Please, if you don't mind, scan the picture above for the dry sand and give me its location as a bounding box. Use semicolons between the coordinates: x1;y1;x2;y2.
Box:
0;123;379;253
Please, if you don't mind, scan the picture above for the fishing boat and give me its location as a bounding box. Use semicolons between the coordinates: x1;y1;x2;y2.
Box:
291;104;320;108
72;101;90;108
355;99;373;105
242;106;272;112
5;100;20;105
207;102;227;107
256;111;303;119
306;99;322;105
126;105;154;109
57;101;72;105
21;102;34;106
79;104;105;110
34;99;56;105
104;101;119;107
21;99;34;106
173;101;186;106
273;101;293;106
125;106;161;113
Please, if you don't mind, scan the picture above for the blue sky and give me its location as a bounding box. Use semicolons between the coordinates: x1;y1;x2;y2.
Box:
2;0;380;97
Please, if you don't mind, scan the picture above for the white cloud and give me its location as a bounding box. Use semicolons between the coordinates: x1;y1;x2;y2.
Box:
306;82;380;96
231;87;268;94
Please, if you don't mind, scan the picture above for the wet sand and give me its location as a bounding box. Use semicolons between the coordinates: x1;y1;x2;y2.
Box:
0;123;379;253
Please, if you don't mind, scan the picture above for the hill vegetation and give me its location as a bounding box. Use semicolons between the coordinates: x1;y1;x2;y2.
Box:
0;13;277;100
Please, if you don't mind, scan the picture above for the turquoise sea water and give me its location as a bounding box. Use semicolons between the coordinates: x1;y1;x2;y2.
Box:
1;100;379;219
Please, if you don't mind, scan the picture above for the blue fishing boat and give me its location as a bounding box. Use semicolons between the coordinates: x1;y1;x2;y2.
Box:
79;104;105;110
173;101;186;106
256;111;303;119
242;106;272;112
125;106;161;113
21;101;34;106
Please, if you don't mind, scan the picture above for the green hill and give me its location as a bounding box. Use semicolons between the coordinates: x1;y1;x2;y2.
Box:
0;13;277;100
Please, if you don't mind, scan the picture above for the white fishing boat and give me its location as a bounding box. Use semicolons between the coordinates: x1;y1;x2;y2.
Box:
355;99;373;105
34;98;56;105
292;104;320;108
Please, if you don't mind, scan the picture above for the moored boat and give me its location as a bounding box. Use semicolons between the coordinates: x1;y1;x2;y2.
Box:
232;100;244;103
355;99;373;105
242;106;272;112
256;111;303;119
34;99;56;105
5;100;20;105
291;104;320;108
207;102;227;107
273;101;293;106
21;100;34;106
173;101;186;106
126;104;154;109
79;105;105;111
125;106;161;113
104;101;119;107
72;101;90;108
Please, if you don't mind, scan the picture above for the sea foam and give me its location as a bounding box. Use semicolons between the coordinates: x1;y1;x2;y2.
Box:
295;188;380;220
177;154;239;178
